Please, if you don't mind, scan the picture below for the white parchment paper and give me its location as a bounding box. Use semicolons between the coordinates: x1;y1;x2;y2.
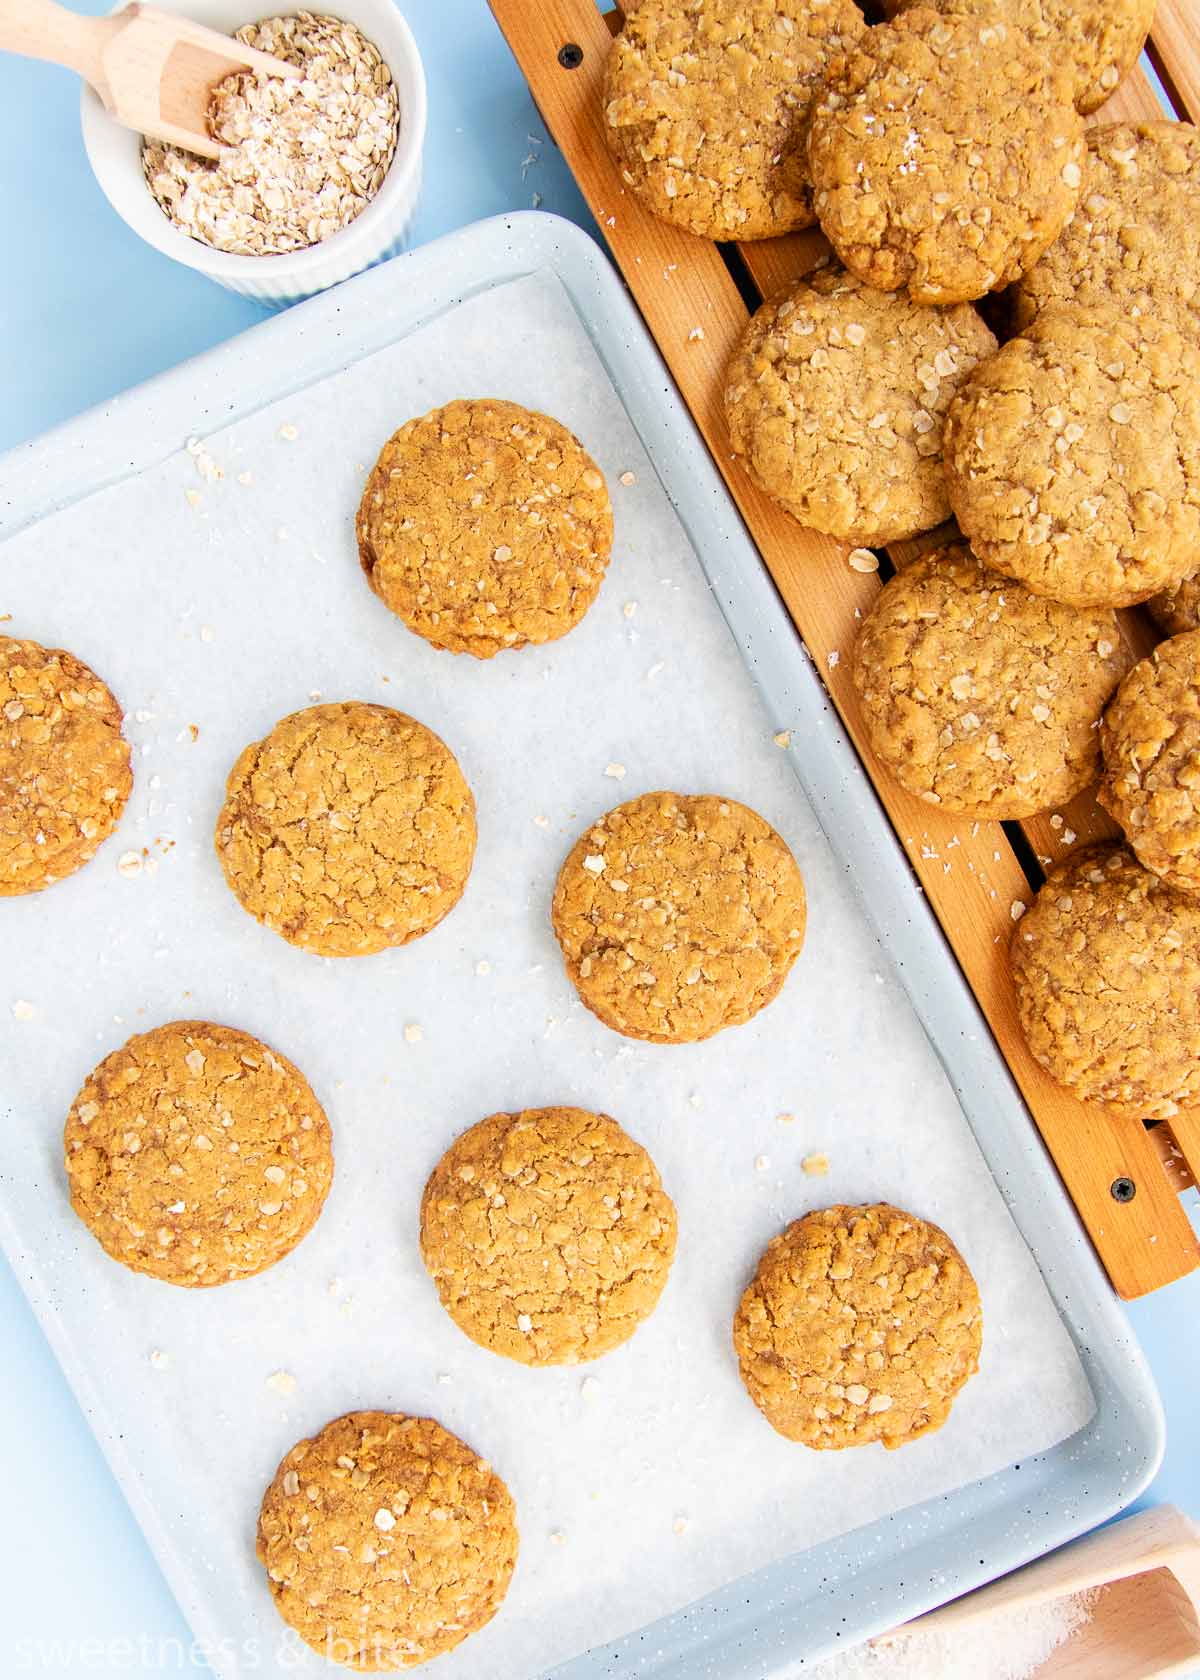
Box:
0;270;1093;1678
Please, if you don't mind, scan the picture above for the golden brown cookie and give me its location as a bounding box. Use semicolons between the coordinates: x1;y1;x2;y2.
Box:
724;268;996;545
807;9;1084;304
1013;123;1200;331
602;0;867;241
215;702;475;958
733;1204;982;1450
880;0;1153;113
64;1020;333;1286
1099;632;1200;895
420;1106;677;1366
1148;575;1200;639
357;398;612;659
0;635;132;895
257;1411;518;1671
1011;843;1200;1119
943;304;1200;608
551;791;806;1044
852;543;1131;818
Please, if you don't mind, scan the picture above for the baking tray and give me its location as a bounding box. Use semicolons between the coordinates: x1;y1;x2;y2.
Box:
0;212;1162;1676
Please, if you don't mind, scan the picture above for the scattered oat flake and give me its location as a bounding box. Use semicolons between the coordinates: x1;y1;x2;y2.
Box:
755;1154;770;1171
550;1529;567;1546
647;662;665;680
688;326;705;342
199;625;215;643
533;814;550;828
11;999;35;1021
777;1111;796;1125
827;650;840;669
475;960;491;976
1011;900;1027;922
802;1152;831;1177
267;1369;296;1396
773;730;792;749
623;600;638;618
673;1515;690;1535
604;763;627;780
184;488;203;509
117;851;144;878
436;1371;452;1386
848;548;878;573
236;469;254;486
580;1376;600;1401
619;470;636;487
149;1349;170;1370
403;1023;423;1044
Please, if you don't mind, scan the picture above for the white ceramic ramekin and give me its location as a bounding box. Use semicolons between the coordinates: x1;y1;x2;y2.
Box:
81;0;426;303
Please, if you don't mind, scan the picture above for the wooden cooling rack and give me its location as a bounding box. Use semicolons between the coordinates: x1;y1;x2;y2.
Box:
489;0;1200;1298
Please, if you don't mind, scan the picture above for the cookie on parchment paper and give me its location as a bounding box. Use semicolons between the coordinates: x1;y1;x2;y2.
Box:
602;0;867;241
0;634;132;895
724;266;996;545
943;304;1200;608
852;542;1131;818
1100;630;1200;896
420;1105;677;1366
1011;843;1200;1120
64;1020;333;1286
807;8;1084;304
257;1410;518;1670
733;1203;983;1450
357;398;612;659
551;791;806;1044
1013;123;1200;331
215;702;476;958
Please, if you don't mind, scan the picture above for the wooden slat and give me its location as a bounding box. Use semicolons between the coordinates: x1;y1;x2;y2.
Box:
1151;0;1200;121
488;0;1200;1297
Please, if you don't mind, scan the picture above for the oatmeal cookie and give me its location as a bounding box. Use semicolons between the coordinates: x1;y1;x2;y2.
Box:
733;1204;982;1449
0;635;132;895
1100;631;1200;894
1148;575;1200;639
420;1107;677;1366
602;0;867;241
943;304;1200;608
852;543;1130;817
215;702;475;958
357;399;612;659
724;268;996;545
257;1411;518;1670
64;1021;333;1286
551;792;806;1044
1011;843;1200;1118
880;0;1153;114
1013;123;1200;331
807;9;1084;304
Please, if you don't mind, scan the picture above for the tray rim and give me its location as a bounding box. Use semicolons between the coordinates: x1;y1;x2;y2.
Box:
0;209;1165;1677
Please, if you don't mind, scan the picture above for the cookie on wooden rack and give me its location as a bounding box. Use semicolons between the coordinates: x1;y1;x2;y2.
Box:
215;702;476;958
1013;122;1200;330
1;634;132;895
1011;843;1200;1119
602;0;867;241
943;303;1200;607
357;398;612;658
421;1106;677;1365
733;1203;983;1449
852;542;1131;819
878;0;1154;114
551;791;807;1044
807;7;1084;303
64;1020;333;1286
1100;631;1200;896
724;268;996;545
257;1411;518;1669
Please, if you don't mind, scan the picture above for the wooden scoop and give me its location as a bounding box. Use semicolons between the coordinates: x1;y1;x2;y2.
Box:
0;0;300;157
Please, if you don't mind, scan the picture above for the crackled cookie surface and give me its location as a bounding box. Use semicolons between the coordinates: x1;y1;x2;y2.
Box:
1014;123;1200;330
421;1107;677;1366
357;398;612;658
1148;575;1200;639
880;0;1153;113
603;0;866;241
64;1021;333;1286
724;268;996;545
257;1411;518;1671
1100;631;1200;895
733;1204;982;1450
852;543;1130;818
807;8;1084;304
1011;843;1200;1119
943;304;1200;607
215;702;475;957
1;635;132;894
551;792;806;1044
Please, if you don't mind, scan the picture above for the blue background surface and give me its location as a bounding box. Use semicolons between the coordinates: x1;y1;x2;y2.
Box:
2;2;1198;1671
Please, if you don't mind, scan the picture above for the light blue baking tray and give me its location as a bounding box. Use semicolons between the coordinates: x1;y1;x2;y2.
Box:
0;212;1163;1677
